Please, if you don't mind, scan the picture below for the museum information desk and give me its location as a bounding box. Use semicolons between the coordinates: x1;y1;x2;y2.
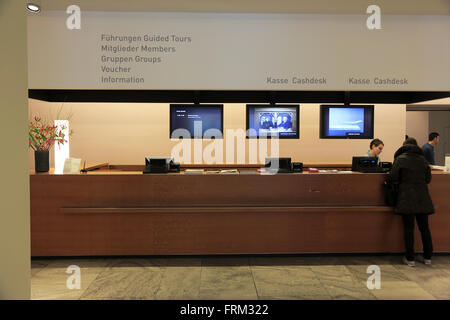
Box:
30;167;450;256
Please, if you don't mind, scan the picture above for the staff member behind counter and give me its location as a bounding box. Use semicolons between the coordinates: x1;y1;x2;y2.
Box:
421;132;440;165
365;138;384;158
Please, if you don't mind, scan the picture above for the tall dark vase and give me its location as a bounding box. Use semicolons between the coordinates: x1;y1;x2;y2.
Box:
34;150;50;172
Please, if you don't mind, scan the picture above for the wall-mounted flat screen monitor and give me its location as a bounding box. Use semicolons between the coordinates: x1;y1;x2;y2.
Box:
246;104;299;138
320;105;374;139
170;104;223;139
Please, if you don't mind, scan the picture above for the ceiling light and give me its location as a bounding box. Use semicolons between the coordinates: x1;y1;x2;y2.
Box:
27;3;41;13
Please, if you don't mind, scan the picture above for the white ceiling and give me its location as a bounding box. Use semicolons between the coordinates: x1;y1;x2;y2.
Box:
32;0;450;14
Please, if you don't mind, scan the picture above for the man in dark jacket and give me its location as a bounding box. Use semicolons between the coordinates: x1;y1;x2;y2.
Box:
389;138;434;267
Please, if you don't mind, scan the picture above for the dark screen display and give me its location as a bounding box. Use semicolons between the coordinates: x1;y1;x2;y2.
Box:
170;104;223;139
320;105;374;139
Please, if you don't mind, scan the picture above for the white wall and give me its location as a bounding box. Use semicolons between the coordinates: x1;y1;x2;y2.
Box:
28;11;450;91
0;0;31;299
29;100;406;167
406;111;429;147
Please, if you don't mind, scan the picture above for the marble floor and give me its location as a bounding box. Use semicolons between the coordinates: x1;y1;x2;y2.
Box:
30;255;450;300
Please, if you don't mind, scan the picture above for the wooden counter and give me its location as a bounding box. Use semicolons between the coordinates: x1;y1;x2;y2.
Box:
30;168;450;256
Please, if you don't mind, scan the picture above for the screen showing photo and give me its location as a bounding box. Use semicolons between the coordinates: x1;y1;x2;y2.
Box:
170;104;223;139
247;105;299;138
320;105;374;139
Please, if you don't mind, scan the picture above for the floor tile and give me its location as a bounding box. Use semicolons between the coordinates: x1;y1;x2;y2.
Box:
428;256;450;267
156;264;202;300
81;269;163;299
30;255;450;300
79;296;150;300
347;264;411;283
369;281;436;300
311;265;376;300
441;266;450;277
394;263;450;299
199;266;257;300
251;266;331;300
44;258;112;270
31;259;51;268
346;264;437;300
31;266;102;300
31;259;50;277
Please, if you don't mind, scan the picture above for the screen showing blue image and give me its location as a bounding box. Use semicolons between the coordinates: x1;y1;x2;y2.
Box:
320;105;374;139
247;105;299;138
170;104;223;139
328;108;364;136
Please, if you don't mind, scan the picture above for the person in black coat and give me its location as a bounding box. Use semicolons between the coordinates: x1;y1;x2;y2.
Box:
389;137;434;266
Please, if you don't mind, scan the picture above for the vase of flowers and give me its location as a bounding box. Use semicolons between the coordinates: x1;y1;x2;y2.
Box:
29;116;68;172
34;150;50;172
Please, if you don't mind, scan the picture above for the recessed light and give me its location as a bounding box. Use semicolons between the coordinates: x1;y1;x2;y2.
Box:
27;3;41;13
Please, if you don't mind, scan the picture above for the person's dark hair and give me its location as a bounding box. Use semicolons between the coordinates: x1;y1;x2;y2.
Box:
403;137;418;146
370;138;384;149
428;132;439;141
405;134;409;140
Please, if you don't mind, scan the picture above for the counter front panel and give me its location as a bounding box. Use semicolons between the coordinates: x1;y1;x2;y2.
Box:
30;171;450;256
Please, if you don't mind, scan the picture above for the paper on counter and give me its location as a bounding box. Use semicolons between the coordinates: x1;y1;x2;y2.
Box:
63;158;82;174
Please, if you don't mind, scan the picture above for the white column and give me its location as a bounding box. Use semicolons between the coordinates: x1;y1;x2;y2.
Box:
0;0;30;299
54;120;70;174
